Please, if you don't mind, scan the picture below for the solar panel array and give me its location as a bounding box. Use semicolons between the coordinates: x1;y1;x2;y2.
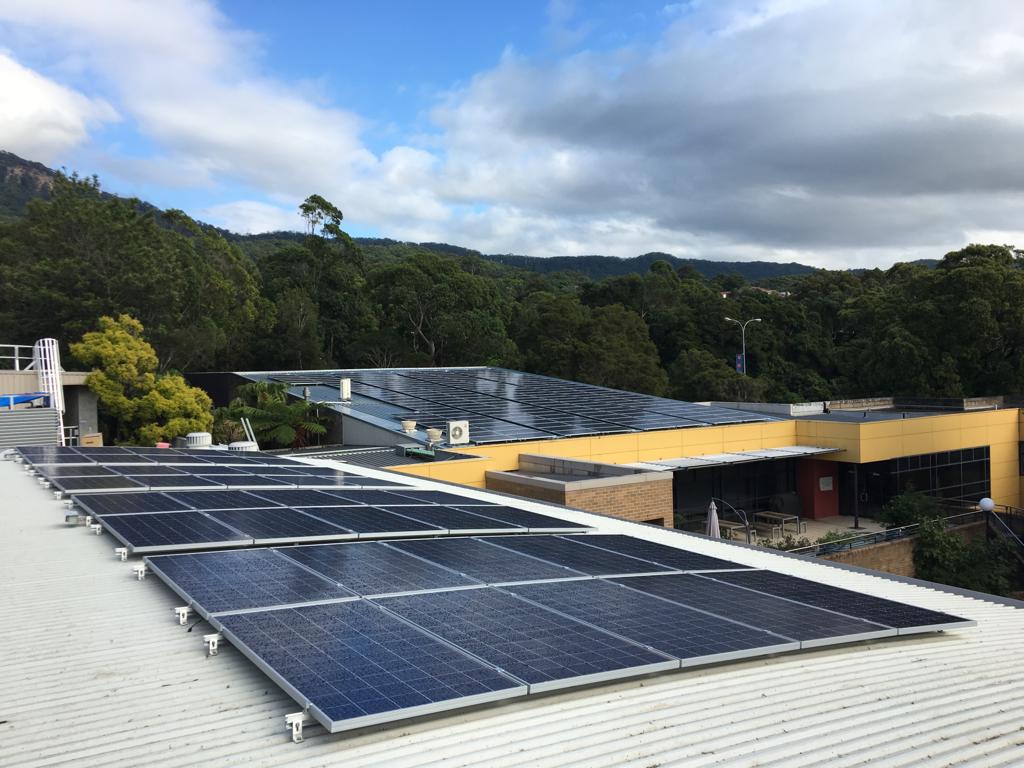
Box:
141;531;974;733
13;444;976;737
18;447;590;553
252;367;773;444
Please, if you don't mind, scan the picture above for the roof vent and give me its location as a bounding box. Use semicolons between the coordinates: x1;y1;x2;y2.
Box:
186;432;212;448
228;440;259;452
339;378;352;401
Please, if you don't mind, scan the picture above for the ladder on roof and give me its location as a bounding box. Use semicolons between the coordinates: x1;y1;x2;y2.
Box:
33;338;65;446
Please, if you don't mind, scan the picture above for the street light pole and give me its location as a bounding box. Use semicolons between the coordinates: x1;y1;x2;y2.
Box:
724;316;762;375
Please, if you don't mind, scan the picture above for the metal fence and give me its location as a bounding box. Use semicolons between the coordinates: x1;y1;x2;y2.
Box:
788;510;985;557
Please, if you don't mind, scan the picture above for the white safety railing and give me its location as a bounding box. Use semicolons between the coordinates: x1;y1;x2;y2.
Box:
33;339;65;445
0;344;37;371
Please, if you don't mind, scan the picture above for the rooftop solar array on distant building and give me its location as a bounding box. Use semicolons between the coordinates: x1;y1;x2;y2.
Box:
241;367;774;444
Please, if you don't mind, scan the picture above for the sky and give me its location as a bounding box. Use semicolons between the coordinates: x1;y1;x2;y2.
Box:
2;0;1024;268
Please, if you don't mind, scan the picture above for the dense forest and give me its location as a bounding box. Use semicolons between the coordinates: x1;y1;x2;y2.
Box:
2;171;1024;403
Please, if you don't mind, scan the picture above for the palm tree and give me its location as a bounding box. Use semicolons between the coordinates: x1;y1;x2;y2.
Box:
227;381;328;449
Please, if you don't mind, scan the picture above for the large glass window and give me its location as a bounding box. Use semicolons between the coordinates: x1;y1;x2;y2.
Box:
673;458;797;529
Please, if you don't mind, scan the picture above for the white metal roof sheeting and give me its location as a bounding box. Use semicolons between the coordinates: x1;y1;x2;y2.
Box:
626;445;842;471
2;457;1023;768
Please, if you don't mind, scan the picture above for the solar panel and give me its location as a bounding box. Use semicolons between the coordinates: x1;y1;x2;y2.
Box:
145;549;355;617
485;535;675;576
214;601;526;732
206;508;356;544
115;465;188;476
33;465;116;478
72;491;190;516
165;490;282;510
613;575;894;647
563;534;753;571
710;570;976;633
139;476;227;491
97;511;250;553
508;579;798;663
375;505;522;534
451;505;591;533
221;476;297;489
298;507;444;537
50;476;148;494
279;541;478;596
321;490;428;506
245;489;350;507
376;588;677;691
388;537;586;584
387;490;498;506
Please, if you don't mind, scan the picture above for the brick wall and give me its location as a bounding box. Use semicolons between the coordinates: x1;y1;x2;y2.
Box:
565;479;674;527
484;473;675;527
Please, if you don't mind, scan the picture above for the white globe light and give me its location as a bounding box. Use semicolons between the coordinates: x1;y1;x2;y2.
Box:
979;497;995;512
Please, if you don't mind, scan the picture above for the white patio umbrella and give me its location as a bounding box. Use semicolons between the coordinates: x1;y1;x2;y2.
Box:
706;500;721;539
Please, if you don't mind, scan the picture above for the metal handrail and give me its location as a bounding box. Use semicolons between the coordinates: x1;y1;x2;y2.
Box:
0;344;36;371
987;508;1024;551
788;510;984;556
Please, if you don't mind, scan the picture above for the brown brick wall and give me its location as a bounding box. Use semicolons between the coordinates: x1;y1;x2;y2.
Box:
565;480;674;527
484;474;674;527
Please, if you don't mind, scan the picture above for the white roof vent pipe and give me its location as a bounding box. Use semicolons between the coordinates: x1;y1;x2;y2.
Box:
339;378;352;401
186;432;212;448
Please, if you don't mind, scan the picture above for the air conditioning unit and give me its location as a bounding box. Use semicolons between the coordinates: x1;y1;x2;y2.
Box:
446;420;470;446
339;377;352;401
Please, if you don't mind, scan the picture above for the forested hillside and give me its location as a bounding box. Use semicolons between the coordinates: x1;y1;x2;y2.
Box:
2;171;1022;402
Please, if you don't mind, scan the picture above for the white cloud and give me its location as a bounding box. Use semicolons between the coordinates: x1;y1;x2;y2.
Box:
0;52;116;163
3;0;1024;266
200;200;301;234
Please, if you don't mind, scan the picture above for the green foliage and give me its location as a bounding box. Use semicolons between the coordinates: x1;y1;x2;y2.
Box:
224;381;328;449
877;490;941;528
914;519;1016;596
70;315;213;444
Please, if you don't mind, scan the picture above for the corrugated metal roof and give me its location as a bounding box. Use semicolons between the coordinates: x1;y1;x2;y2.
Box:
2;457;1023;767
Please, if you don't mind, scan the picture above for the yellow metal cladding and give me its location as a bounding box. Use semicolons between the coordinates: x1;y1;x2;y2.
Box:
387;408;1022;506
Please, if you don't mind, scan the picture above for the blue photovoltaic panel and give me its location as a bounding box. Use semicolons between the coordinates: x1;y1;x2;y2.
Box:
221;476;297;489
486;535;675;576
215;601;525;732
245;489;349;507
613;575;893;645
51;476;147;493
97;511;250;553
386;490;498;506
145;549;355;615
190;466;251;476
115;465;187;476
206;507;355;543
321;490;426;506
376;505;522;533
138;476;226;491
165;490;282;510
33;465;116;478
710;570;975;632
377;588;676;690
298;506;444;536
72;491;190;516
509;579;797;662
564;534;753;572
452;505;590;532
389;537;584;583
279;541;478;596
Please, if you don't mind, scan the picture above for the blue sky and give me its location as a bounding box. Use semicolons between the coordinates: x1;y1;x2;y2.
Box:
2;0;1024;266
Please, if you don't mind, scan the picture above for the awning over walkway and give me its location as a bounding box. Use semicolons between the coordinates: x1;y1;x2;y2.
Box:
627;444;842;472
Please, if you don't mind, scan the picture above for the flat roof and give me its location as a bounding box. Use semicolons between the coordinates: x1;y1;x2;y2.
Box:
627;444;841;471
3;455;1022;765
795;409;948;423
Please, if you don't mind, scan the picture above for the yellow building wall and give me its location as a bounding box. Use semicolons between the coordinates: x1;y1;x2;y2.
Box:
389;408;1022;507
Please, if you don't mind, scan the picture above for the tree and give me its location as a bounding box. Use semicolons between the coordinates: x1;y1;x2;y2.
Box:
914;519;1016;596
69;315;213;444
224;381;328;449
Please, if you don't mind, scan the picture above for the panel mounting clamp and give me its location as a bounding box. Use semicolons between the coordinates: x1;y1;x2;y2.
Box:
132;562;148;580
204;632;224;656
285;711;312;743
115;547;128;561
174;606;193;626
90;523;103;535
